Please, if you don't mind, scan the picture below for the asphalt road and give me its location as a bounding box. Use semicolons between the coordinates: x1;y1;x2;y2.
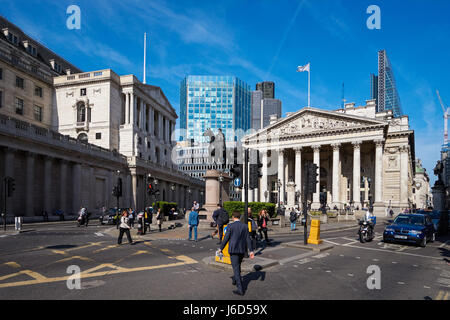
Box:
0;222;449;300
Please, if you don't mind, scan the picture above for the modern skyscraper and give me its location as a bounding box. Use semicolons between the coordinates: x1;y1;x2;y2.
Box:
256;81;275;99
370;73;378;108
251;89;282;131
180;75;251;143
374;50;402;117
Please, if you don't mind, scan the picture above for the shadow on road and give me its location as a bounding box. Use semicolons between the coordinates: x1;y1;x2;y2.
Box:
46;244;77;250
242;270;266;292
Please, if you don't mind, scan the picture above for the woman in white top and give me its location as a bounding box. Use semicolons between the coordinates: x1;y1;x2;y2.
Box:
118;210;133;245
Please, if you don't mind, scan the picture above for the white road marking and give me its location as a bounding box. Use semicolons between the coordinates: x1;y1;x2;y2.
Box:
94;232;104;237
424;286;431;289
439;241;449;248
323;239;341;246
397;282;405;285
339;243;442;260
348;274;354;277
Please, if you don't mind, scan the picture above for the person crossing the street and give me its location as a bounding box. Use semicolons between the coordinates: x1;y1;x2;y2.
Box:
219;210;254;296
117;210;134;245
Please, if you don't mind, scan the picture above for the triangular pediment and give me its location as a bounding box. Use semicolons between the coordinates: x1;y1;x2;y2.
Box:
245;107;388;141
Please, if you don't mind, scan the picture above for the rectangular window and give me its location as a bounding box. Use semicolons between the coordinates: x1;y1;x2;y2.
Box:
0;91;2;108
0;68;2;80
16;76;24;89
15;97;24;115
96;132;102;140
80;88;86;96
35;86;43;97
8;33;18;45
34;105;42;122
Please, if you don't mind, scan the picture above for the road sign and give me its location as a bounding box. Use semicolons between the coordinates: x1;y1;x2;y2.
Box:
233;178;242;188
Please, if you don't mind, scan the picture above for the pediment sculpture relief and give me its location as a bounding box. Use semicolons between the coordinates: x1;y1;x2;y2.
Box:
267;113;367;137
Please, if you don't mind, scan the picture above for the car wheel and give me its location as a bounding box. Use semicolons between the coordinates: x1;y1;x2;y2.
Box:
420;237;427;248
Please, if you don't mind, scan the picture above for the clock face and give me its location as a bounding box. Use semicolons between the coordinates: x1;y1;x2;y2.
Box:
415;182;422;189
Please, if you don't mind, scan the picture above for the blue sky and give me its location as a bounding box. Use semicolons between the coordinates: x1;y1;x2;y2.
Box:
1;0;449;184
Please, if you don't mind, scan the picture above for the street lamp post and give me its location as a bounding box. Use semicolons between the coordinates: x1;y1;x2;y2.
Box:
219;174;224;206
115;170;121;210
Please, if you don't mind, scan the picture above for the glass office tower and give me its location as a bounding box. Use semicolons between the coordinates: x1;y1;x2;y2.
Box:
377;50;402;117
180;75;251;143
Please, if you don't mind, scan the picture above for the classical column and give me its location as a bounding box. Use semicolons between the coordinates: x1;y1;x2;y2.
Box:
294;147;302;198
89;166;95;212
25;152;35;216
72;163;82;214
130;93;136;126
331;143;341;207
352;141;362;208
43;156;52;214
159;114;164;141
374;140;384;204
260;149;269;202
277;149;285;205
131;174;138;210
125;93;130;124
60;160;68;214
400;145;410;209
312;145;321;208
364;177;369;206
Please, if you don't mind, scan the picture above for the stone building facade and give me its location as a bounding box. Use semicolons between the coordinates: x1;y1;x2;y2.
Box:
0;17;204;218
242;100;416;216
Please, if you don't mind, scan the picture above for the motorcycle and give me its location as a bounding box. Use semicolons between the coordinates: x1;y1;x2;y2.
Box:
77;214;86;227
358;219;374;243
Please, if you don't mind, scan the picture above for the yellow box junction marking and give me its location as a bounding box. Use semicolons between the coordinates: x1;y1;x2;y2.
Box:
0;255;197;289
436;291;449;300
4;262;21;268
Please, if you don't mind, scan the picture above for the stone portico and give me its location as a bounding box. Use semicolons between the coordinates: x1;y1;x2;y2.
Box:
243;101;415;216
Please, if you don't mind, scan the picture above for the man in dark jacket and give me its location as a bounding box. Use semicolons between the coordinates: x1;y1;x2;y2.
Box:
219;211;254;296
212;204;228;245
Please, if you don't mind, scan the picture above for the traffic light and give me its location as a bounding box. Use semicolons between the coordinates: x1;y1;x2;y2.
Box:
112;186;118;197
6;177;15;197
230;164;243;180
249;151;263;189
307;163;319;195
117;177;122;197
147;183;153;195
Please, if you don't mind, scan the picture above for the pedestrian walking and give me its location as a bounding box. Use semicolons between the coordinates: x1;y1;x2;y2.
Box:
193;201;200;211
128;208;135;228
188;207;199;241
219;210;254;296
247;207;258;250
212;204;229;244
118;210;133;245
257;210;270;242
156;208;164;232
290;208;298;231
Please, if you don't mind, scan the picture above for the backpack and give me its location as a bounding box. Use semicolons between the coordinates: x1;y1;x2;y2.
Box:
250;218;258;232
218;210;229;225
290;212;297;223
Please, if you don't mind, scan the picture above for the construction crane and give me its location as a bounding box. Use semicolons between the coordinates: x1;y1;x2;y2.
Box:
437;90;449;145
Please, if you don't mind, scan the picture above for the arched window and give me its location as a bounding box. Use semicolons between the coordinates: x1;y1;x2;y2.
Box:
77;102;86;122
77;133;88;143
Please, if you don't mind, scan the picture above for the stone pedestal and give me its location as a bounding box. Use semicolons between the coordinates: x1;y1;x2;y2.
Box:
432;182;445;211
202;170;232;222
372;202;386;217
286;181;296;209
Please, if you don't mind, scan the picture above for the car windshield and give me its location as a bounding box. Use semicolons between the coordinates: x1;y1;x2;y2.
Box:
394;215;424;226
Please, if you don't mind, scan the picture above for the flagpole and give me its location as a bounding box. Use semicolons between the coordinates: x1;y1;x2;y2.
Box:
308;63;310;107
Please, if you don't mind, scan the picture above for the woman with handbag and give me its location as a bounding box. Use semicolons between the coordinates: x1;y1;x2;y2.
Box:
156;208;164;232
257;210;270;242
